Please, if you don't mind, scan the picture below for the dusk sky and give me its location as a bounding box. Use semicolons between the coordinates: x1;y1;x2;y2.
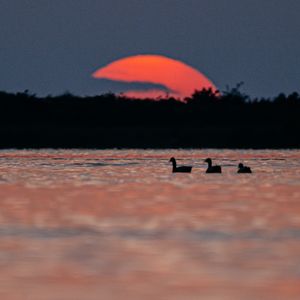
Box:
1;0;299;97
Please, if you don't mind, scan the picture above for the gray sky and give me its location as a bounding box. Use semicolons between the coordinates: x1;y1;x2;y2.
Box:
0;0;299;98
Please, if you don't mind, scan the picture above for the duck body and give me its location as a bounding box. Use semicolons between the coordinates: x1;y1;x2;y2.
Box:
206;166;222;173
173;166;193;173
169;157;192;173
237;163;252;173
205;158;222;173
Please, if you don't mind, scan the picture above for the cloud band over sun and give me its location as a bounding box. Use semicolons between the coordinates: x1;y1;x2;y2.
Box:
92;55;217;99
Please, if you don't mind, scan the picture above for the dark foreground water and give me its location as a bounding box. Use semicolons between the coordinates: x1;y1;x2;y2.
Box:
0;149;300;300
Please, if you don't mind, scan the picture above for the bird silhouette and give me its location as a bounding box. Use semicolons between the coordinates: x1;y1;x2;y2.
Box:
169;157;192;173
204;158;222;173
237;163;252;173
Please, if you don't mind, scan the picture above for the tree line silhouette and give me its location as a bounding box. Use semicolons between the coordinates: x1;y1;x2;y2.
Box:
0;86;299;149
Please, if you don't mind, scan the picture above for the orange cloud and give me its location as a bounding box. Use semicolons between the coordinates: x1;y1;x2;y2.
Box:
92;55;217;99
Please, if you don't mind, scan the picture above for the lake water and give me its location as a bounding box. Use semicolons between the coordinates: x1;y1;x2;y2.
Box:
0;149;300;300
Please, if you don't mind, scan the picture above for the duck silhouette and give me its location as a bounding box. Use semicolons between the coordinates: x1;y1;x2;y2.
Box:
169;157;192;173
204;158;222;173
237;163;252;173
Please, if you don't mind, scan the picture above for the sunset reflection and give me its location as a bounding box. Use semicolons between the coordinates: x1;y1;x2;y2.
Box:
0;149;300;299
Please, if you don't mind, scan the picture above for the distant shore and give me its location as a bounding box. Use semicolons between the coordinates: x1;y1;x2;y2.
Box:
0;89;299;149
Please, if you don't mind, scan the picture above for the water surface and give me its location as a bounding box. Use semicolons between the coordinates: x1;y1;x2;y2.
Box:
0;149;300;299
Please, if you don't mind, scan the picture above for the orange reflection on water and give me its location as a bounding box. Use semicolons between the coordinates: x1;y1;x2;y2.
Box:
0;149;300;299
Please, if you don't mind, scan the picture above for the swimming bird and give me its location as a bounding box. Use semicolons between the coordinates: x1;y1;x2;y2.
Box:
204;158;222;173
237;163;252;173
169;157;192;173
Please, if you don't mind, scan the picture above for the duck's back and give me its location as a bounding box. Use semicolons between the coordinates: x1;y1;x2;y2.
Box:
238;167;252;173
174;166;192;173
206;166;222;173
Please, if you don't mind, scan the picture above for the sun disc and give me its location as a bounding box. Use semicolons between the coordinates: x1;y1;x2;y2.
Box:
92;54;216;99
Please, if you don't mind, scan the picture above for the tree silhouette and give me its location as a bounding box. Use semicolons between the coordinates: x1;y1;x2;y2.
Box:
0;87;299;148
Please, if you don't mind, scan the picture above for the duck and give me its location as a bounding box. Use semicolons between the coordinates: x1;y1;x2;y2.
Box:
237;163;252;173
169;157;192;173
204;158;222;173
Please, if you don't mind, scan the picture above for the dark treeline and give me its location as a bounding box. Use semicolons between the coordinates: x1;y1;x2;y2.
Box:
0;87;300;149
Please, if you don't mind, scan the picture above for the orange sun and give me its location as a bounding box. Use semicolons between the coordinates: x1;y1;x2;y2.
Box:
92;54;216;99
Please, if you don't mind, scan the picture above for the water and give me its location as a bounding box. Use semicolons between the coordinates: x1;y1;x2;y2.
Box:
0;149;300;300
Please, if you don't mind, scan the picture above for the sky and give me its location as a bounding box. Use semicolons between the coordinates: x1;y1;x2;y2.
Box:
0;0;299;98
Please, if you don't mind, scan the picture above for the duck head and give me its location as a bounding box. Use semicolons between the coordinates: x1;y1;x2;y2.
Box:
204;158;212;164
238;163;244;169
169;157;176;163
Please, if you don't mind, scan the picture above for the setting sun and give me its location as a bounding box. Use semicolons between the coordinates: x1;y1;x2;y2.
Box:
92;55;217;99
